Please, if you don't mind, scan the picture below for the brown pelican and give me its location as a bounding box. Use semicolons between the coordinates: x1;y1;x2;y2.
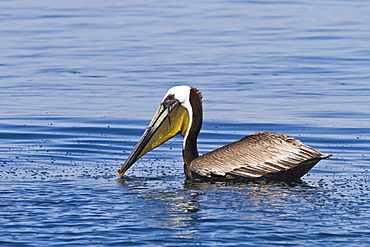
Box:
117;85;331;181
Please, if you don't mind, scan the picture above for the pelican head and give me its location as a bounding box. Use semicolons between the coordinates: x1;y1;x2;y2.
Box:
117;85;202;176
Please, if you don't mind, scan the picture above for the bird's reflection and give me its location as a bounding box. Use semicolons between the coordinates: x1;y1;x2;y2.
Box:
117;176;322;239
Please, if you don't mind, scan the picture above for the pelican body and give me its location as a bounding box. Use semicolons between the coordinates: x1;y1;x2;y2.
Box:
117;85;331;181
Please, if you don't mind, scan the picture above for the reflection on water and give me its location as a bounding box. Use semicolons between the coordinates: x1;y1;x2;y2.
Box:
114;176;370;243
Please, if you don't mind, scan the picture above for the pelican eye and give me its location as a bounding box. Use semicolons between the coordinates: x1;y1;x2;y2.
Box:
162;94;180;126
162;94;177;110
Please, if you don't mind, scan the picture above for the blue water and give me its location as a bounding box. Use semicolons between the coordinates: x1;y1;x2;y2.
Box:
1;0;370;246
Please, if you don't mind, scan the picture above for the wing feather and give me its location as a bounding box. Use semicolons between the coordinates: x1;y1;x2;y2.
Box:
190;131;330;180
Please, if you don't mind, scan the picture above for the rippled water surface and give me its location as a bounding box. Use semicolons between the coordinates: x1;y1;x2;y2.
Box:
1;0;370;246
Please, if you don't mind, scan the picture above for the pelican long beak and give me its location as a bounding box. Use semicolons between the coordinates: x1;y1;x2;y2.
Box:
117;99;190;176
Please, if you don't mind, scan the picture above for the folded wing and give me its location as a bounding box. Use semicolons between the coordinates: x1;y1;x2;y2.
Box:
190;131;331;180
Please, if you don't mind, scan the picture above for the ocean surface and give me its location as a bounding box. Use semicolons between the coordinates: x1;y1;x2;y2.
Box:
1;0;369;246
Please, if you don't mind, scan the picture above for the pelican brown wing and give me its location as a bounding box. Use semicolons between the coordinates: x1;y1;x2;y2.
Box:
189;131;331;181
